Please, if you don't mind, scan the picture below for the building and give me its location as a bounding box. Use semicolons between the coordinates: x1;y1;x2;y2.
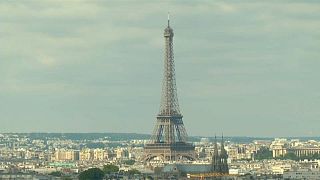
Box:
211;136;229;173
291;147;320;157
53;149;78;161
270;138;320;158
0;173;58;180
283;168;320;180
161;136;229;178
80;148;93;161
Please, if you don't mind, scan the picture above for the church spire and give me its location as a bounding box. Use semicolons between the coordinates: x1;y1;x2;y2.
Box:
221;133;224;150
212;135;220;172
167;12;170;27
211;134;229;174
220;133;229;173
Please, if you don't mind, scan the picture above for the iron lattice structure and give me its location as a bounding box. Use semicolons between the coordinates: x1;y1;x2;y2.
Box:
144;18;195;162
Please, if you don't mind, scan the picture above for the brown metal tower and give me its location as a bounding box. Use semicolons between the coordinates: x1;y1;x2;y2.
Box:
143;17;195;162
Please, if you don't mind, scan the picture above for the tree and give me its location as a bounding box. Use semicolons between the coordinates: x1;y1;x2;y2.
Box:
103;164;119;174
283;152;298;161
126;169;141;175
255;146;273;160
62;177;72;180
79;168;104;180
146;175;154;180
49;171;62;177
276;152;299;161
123;159;135;165
311;153;320;160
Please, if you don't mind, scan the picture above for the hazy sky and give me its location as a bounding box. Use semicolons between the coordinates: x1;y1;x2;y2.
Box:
1;1;320;137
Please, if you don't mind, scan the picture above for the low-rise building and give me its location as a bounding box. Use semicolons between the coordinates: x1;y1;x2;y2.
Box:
283;168;320;180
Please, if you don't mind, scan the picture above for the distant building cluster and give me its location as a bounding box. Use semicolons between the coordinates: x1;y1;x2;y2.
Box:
271;138;320;158
0;133;145;179
1;133;320;179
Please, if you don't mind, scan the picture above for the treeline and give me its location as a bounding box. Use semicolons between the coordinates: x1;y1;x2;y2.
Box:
19;133;150;141
79;164;141;180
254;147;273;160
39;162;140;179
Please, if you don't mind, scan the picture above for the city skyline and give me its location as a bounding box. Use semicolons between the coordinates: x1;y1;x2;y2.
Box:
1;1;320;137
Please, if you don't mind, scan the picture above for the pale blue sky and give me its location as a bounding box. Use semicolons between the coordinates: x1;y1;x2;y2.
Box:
1;1;320;137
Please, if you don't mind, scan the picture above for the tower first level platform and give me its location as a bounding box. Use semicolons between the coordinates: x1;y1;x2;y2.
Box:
144;142;195;162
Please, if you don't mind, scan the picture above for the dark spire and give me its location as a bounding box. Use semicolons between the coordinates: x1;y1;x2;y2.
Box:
220;133;229;173
214;135;218;154
221;133;224;149
212;135;220;172
168;12;170;27
211;134;229;174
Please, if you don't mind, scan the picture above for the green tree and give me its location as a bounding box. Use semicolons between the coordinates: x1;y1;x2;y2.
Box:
62;177;72;180
79;168;104;180
103;164;119;174
311;153;320;160
283;152;298;161
255;146;273;160
146;175;154;180
127;169;141;175
49;171;62;177
123;159;135;165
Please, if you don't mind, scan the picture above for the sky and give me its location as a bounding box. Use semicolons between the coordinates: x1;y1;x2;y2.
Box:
0;0;320;137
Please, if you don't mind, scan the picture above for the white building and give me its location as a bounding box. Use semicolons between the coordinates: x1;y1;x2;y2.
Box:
283;168;320;180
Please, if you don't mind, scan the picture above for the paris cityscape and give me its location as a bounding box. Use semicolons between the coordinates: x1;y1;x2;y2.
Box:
2;133;320;179
1;1;320;180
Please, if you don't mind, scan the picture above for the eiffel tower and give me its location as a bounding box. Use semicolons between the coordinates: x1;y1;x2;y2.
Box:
144;16;195;162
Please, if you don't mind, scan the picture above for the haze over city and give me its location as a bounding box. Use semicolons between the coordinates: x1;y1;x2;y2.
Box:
1;1;320;137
